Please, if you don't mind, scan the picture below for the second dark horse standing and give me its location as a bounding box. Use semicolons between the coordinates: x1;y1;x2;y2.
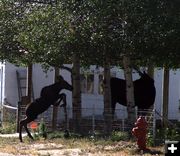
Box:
19;75;73;142
110;71;156;117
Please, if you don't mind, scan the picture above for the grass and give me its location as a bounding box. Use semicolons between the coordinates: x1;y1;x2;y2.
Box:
0;123;16;134
0;131;164;156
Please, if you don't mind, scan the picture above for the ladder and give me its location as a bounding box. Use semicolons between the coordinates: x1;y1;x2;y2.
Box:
16;69;34;102
16;69;35;132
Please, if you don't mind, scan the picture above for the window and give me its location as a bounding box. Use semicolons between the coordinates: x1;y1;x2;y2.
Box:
98;75;104;95
80;70;116;95
98;72;116;95
80;74;94;94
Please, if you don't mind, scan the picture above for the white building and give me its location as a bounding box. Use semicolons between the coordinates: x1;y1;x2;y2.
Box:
0;62;180;121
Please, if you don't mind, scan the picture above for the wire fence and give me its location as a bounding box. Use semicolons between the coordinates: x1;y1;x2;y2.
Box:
0;108;1;126
1;103;18;124
3;102;176;142
18;104;156;136
0;103;18;133
1;102;180;147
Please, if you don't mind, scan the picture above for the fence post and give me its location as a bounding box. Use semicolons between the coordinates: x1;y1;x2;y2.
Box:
135;106;138;119
153;109;156;145
122;119;124;131
16;102;21;133
64;105;70;131
0;108;2;127
122;108;126;131
92;104;95;134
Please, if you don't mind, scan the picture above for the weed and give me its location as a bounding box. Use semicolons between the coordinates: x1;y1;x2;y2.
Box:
111;131;129;141
0;123;16;134
38;119;47;139
147;131;154;146
154;127;180;145
48;131;64;139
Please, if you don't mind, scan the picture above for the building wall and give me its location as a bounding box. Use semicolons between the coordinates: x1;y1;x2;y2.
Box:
168;70;180;120
1;63;180;120
0;62;5;106
4;63;25;106
153;69;180;120
32;64;55;99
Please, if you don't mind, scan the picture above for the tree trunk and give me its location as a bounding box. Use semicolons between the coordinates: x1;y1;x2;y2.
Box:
52;67;59;131
147;65;154;79
72;53;81;133
122;56;136;130
26;64;32;104
161;67;169;128
17;64;32;132
147;65;154;110
103;57;112;135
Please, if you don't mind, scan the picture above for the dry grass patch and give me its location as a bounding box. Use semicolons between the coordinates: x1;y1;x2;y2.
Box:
0;136;164;156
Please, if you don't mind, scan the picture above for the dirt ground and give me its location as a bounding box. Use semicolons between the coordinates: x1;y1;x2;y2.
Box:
0;135;164;156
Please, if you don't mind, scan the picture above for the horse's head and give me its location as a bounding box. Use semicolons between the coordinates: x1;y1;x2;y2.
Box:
138;71;154;84
134;68;154;84
57;75;73;91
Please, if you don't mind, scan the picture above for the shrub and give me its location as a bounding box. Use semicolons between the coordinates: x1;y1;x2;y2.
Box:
0;123;16;134
154;127;180;145
147;131;154;146
111;131;129;142
48;131;64;139
38;119;47;139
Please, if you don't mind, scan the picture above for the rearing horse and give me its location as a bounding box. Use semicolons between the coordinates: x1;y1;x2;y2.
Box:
19;75;73;142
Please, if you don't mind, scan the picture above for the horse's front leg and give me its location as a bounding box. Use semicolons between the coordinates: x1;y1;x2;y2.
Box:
53;93;67;107
59;93;67;107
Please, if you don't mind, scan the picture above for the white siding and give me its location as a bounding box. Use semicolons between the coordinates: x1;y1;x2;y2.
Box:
4;63;24;106
1;63;180;120
0;62;5;105
154;69;163;119
32;64;55;99
168;70;180;120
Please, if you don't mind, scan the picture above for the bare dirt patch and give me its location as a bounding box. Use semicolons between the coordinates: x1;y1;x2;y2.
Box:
0;137;164;156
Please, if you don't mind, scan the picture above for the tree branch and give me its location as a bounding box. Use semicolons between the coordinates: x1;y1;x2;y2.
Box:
60;65;72;73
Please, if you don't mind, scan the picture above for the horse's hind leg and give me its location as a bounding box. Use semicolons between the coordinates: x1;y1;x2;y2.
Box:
111;100;116;120
24;124;34;140
19;117;34;142
19;119;24;142
62;99;70;137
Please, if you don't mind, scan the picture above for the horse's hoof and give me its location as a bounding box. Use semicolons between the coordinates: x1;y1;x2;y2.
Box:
60;103;66;107
64;129;70;138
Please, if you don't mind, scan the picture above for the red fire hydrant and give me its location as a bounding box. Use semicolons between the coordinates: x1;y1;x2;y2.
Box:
132;116;148;150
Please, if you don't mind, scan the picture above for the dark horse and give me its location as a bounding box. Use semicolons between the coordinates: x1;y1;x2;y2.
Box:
110;71;156;117
19;75;73;142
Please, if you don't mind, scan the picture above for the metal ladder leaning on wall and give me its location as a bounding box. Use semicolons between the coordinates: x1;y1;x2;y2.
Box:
16;69;34;132
16;69;35;101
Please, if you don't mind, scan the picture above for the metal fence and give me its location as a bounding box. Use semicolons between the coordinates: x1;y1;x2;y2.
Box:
1;103;18;131
1;103;157;137
34;107;156;136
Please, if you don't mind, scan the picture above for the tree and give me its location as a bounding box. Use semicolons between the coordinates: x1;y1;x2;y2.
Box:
0;1;25;64
17;0;124;133
17;0;180;131
1;0;180;133
76;0;124;134
0;1;34;104
13;1;83;132
52;67;60;130
162;67;169;128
